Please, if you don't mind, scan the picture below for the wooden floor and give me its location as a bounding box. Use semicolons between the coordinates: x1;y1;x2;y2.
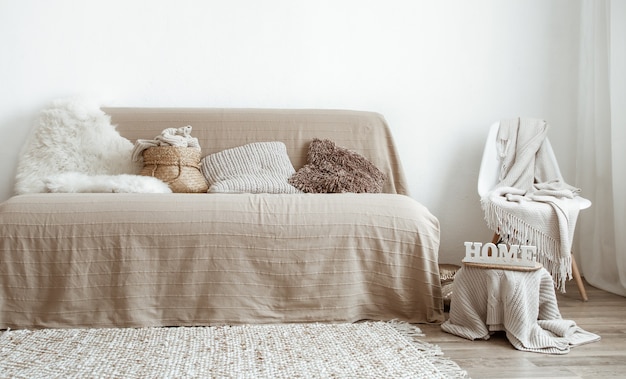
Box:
419;279;626;379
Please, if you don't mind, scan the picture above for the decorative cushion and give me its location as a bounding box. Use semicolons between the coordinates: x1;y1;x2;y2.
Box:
288;138;386;193
200;141;301;194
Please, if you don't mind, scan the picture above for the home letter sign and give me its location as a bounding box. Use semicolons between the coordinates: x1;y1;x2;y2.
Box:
462;242;537;268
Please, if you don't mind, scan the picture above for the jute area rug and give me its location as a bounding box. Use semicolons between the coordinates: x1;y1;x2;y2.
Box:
0;321;468;378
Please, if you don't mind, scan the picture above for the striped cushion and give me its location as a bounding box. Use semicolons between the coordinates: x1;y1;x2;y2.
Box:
200;141;301;194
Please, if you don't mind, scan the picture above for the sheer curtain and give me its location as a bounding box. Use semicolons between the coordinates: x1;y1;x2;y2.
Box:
575;0;626;297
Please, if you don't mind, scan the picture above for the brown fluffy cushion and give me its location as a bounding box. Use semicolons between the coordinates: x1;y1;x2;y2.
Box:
288;138;386;193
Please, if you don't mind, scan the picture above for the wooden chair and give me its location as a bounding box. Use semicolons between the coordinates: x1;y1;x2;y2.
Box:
478;122;591;301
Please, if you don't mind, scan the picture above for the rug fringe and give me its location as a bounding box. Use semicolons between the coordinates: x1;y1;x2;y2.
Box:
388;320;470;379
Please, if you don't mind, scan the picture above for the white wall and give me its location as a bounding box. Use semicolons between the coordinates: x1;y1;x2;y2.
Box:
0;0;582;264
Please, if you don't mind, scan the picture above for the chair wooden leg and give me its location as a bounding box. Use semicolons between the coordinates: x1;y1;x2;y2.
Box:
491;232;500;244
571;255;588;302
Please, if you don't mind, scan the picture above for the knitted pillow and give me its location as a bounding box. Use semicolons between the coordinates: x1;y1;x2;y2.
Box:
288;138;386;193
200;141;301;194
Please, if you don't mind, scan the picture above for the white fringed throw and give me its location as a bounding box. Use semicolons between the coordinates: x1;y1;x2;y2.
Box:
480;118;582;291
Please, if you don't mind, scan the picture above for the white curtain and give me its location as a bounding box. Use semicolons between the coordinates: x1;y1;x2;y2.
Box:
575;0;626;297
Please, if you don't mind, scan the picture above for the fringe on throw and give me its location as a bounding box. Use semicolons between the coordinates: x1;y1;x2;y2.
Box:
388;320;470;379
481;199;572;292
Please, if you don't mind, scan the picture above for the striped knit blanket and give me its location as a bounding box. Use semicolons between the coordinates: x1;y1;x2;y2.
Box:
441;266;600;354
481;118;581;291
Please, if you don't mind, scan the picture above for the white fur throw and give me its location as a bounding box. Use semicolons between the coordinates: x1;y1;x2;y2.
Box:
14;99;169;194
200;142;301;194
45;172;172;193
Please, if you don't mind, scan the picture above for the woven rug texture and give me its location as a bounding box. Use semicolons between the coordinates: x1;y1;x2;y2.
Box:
0;321;468;379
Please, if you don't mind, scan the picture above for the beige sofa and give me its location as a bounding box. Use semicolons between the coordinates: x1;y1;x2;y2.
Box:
0;108;443;329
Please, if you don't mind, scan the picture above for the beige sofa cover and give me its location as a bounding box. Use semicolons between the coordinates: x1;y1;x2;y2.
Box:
0;108;443;329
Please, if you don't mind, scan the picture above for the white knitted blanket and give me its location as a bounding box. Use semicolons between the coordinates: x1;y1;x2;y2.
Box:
481;118;581;291
441;266;600;354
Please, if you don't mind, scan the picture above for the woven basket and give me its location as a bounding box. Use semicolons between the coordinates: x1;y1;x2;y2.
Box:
141;146;208;193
